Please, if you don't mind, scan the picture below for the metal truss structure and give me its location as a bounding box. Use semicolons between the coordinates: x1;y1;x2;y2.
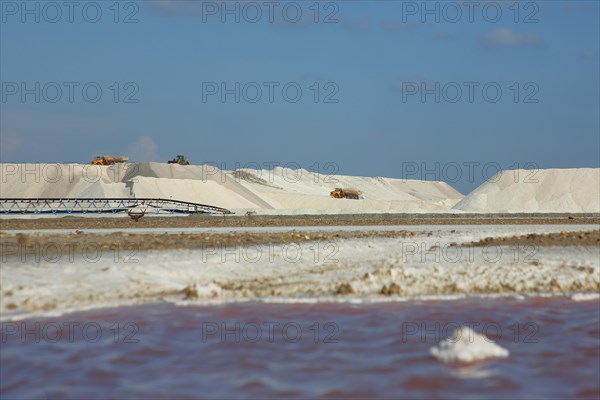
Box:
0;198;233;215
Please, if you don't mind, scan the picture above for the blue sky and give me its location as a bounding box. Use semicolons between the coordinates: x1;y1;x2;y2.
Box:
1;0;598;192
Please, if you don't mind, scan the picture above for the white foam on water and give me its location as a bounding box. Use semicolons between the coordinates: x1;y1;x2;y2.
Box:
571;293;600;301
430;326;509;364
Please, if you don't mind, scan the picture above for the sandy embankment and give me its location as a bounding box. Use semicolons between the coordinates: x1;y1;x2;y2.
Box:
2;229;598;253
2;214;599;231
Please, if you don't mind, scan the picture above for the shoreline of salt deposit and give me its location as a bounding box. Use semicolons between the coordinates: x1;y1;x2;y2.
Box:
3;292;599;323
2;225;598;321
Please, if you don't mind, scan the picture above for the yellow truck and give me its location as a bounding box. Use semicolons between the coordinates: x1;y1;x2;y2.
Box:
330;188;362;200
91;156;128;166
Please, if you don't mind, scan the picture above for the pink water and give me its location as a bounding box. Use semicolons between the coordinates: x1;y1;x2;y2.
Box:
2;298;599;399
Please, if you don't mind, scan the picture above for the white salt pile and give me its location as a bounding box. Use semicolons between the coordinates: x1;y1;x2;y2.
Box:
453;168;599;213
0;163;463;214
1;163;598;214
225;166;463;214
0;163;130;198
430;326;509;364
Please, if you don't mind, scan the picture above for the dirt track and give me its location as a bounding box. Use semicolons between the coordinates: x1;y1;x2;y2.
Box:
1;226;598;257
1;213;599;231
0;230;417;255
467;230;600;247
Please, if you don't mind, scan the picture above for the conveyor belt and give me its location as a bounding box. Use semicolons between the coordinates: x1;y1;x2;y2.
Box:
0;198;233;215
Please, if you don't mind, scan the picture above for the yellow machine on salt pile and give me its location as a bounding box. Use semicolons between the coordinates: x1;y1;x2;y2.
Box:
330;188;362;200
91;156;128;165
168;155;190;165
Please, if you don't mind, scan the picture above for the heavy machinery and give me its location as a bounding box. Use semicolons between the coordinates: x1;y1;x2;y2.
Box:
168;155;190;165
91;156;128;165
330;188;362;200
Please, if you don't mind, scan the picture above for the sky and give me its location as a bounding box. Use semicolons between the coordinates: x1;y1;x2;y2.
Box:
1;0;599;193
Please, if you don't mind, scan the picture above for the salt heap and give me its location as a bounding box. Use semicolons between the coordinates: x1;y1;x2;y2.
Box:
0;163;130;198
2;163;598;214
224;166;463;214
430;326;509;364
453;168;600;213
0;163;464;214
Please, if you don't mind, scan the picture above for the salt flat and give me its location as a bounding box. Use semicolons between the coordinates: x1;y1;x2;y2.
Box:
1;224;598;321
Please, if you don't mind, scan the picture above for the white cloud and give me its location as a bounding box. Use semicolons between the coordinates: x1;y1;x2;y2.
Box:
145;1;335;29
481;28;543;48
128;136;159;162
